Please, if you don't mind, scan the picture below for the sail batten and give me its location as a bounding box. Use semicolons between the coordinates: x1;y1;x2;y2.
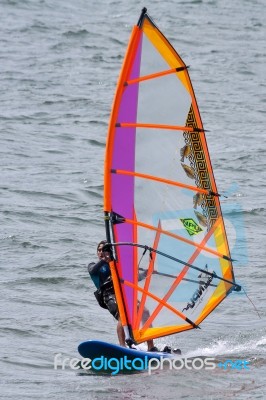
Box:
104;8;240;344
111;169;217;195
125;66;188;85
115;122;198;131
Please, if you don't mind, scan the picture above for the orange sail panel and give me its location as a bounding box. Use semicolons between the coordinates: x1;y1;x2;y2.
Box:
104;8;238;344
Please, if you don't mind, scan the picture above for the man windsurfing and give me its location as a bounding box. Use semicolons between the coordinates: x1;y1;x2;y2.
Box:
88;240;158;351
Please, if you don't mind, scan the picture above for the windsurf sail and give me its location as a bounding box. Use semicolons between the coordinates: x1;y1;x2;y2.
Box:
104;8;241;345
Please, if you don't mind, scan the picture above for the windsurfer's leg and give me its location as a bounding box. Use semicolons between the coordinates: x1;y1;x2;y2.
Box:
117;319;126;347
147;340;157;351
103;290;125;346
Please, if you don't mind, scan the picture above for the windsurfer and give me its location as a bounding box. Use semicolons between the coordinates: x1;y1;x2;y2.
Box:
88;240;158;351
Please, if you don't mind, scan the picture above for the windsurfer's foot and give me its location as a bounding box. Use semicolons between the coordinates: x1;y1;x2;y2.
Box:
149;346;159;352
161;345;172;353
173;348;181;355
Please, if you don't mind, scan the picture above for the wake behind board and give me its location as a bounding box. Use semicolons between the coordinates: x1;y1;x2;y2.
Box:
78;340;174;374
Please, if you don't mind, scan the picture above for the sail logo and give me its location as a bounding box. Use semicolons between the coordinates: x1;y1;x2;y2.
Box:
182;275;213;312
180;218;203;236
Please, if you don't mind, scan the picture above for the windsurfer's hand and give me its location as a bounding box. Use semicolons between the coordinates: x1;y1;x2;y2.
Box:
103;251;111;263
138;269;148;281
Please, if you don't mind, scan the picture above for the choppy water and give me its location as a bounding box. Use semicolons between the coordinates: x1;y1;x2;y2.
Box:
0;0;265;399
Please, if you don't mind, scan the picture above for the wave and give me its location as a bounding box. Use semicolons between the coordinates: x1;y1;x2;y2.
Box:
184;330;266;359
223;207;265;217
63;29;90;38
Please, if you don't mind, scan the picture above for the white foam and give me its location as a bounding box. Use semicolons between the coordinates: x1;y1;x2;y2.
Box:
183;335;266;358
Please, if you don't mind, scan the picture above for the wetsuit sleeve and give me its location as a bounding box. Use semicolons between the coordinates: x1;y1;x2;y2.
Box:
88;259;105;275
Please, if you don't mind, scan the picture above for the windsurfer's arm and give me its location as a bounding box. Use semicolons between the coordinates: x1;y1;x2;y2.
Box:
88;260;106;275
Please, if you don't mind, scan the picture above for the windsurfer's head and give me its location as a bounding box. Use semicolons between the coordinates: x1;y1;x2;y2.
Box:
97;240;112;259
97;240;107;252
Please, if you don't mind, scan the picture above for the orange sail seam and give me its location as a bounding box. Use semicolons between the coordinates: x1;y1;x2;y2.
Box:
141;217;222;330
122;279;193;326
134;221;162;330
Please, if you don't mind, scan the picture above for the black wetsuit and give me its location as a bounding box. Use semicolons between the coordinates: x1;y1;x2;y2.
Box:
88;260;119;320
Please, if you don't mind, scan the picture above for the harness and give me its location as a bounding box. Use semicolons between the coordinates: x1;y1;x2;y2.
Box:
94;276;113;309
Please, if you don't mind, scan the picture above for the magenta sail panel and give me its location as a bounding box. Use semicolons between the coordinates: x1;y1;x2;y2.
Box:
110;33;143;321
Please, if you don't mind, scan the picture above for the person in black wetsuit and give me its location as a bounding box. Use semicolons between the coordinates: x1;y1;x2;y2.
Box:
88;240;158;350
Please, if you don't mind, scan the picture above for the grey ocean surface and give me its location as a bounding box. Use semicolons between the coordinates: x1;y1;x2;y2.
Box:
0;0;265;399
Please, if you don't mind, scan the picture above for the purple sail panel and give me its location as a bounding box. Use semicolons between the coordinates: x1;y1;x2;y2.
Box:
113;220;135;323
110;34;143;322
